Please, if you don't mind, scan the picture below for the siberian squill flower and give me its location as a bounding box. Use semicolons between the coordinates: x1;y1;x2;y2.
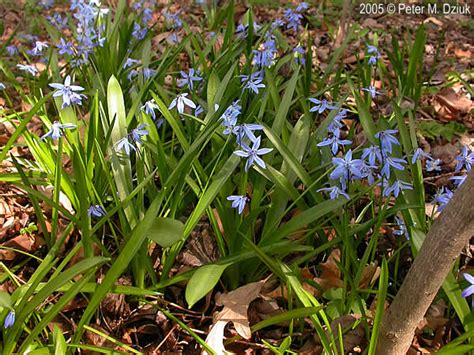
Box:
426;159;442;172
17;64;39;76
393;216;409;240
132;23;147;40
130;124;149;144
375;129;400;154
115;137;136;155
6;45;18;56
241;75;265;94
236;123;264;143
432;187;453;213
380;156;407;179
169;93;196;114
4;310;15;329
411;148;432;164
40;121;77;141
329;150;363;182
56;38;75;56
317;135;352;155
309;98;338;114
455;145;474;172
233;136;273;172
88;205;106;218
177;68;202;91
141;99;159;119
450;175;467;188
317;185;350;200
227;195;249;215
49;75;85;109
29;41;49;56
0;83;5;91
283;8;303;32
143;67;156;80
292;46;305;65
383;180;413;198
461;273;474;298
123;58;140;68
362;145;383;166
362;85;383;99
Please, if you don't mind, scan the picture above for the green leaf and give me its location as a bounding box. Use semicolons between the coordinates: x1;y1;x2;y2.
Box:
0;291;12;309
148;217;184;248
185;263;230;308
54;325;67;355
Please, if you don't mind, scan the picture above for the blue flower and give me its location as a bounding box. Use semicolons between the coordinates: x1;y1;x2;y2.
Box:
130;124;149;144
164;12;183;30
195;105;204;116
432;187;453;213
17;64;39;76
252;38;277;68
233;136;273;172
367;45;379;54
6;45;18;56
375;129;400;154
141;99;159;119
362;85;383;99
237;123;264;143
177;68;203;91
123;58;140;68
381;156;407;179
411;148;432;164
426;159;442;172
143;67;157;80
362;145;383;166
283;8;303;32
4;310;15;329
317;135;352;155
317;185;349;200
115;137;136;155
393;216;409;240
309;98;338;114
383;180;413;198
49;75;85;109
132;23;147;40
56;38;75;56
241;75;265;94
227;195;249;215
455;145;474;172
88;205;106;218
292;46;306;65
296;2;310;12
40;121;77;141
462;273;474;298
168;93;196;114
329;150;363;182
0;83;5;91
450;175;467;188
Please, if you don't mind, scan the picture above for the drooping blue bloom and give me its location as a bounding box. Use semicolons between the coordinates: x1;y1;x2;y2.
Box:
164;12;183;30
0;83;5;91
4;310;15;329
296;2;310;12
168;93;196;114
367;45;378;54
88;205;106;218
142;67;156;80
142;7;153;23
227;195;249;215
235;22;261;39
48;13;68;30
252;38;278;67
241;75;265;94
455;145;474;172
49;75;85;109
432;187;453;213
362;145;383;166
375;129;400;154
393;216;409;240
233;123;264;144
317;135;352;155
327;109;347;134
233;136;273;172
17;64;39;76
132;23;148;40
124;58;140;68
56;38;75;56
195;105;204;116
130;124;149;144
177;68;203;91
28;41;49;56
362;85;383;98
317;185;350;200
283;8;303;31
6;45;19;56
292;46;306;65
329;150;363;182
450;175;467;188
309;98;338;114
127;69;140;81
167;32;181;45
115;136;136;155
40;121;77;141
141;99;159;119
411;148;432;164
462;273;474;298
381;156;407;178
383;180;413;198
426;159;442;172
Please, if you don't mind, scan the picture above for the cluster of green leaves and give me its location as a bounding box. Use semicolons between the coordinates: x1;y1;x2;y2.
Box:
0;0;472;354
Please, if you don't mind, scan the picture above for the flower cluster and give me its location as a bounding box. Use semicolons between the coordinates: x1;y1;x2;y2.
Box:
49;75;86;109
115;124;149;155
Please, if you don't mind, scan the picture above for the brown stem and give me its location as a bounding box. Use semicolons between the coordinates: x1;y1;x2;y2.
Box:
377;171;474;354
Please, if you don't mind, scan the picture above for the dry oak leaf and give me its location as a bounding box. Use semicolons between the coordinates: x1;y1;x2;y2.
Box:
204;281;264;355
